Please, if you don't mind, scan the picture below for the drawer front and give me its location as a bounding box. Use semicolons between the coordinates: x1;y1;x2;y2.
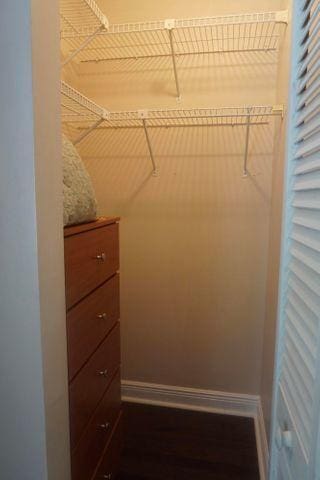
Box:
93;412;123;480
67;275;120;381
71;372;121;480
65;223;119;309
69;323;120;449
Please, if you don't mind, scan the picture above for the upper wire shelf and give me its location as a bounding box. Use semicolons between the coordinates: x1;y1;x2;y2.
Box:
60;0;109;66
60;7;288;98
60;0;109;33
61;81;284;177
61;10;288;57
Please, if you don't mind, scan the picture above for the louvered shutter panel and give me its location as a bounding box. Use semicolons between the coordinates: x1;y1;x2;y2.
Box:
270;1;320;479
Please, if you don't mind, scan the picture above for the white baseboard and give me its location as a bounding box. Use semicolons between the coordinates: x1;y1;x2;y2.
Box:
121;380;269;480
122;379;258;416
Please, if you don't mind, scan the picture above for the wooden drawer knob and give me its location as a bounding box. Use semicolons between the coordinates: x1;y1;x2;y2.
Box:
99;422;110;431
94;253;106;262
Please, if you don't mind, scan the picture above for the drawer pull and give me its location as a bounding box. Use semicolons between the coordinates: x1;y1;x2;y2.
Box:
98;369;109;377
95;253;107;262
97;312;107;320
99;422;110;430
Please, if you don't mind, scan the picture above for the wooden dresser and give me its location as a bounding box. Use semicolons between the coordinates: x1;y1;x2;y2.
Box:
64;217;122;480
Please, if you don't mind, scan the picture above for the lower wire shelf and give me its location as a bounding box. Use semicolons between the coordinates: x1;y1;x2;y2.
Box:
61;80;284;176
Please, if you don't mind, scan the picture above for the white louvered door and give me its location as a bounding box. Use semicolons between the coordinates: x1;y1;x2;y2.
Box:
270;1;320;479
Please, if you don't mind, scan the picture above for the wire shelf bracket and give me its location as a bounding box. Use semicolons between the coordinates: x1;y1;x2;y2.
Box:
138;110;159;176
60;0;109;66
165;19;181;101
61;82;284;176
243;108;252;177
62;25;106;67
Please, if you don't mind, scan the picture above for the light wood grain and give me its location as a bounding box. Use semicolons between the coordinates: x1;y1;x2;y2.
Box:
69;323;121;450
64;217;120;238
64;223;119;310
64;217;122;479
67;275;120;381
71;371;121;480
92;412;123;480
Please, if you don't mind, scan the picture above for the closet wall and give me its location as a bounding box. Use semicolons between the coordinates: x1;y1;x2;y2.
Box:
69;0;288;395
1;1;70;478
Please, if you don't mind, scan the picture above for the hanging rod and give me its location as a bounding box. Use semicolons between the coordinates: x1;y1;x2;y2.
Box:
61;81;284;176
60;0;109;66
61;10;288;99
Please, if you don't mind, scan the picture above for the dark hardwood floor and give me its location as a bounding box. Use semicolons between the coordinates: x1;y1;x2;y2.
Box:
117;402;259;480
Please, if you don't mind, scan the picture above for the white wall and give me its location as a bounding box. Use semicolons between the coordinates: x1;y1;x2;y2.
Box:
66;0;287;395
0;1;70;478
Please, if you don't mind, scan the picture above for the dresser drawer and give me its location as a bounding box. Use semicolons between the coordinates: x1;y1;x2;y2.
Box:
65;223;119;309
71;372;121;480
92;412;123;480
69;323;120;449
67;275;120;381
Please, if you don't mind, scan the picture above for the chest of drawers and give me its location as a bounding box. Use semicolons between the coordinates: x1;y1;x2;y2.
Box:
64;217;122;480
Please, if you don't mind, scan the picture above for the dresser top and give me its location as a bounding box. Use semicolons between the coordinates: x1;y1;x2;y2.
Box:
64;216;120;238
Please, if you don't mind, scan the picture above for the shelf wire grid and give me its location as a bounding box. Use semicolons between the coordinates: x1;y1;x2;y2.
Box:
60;11;288;63
61;80;109;123
61;81;283;130
60;0;108;35
60;81;284;175
105;106;281;129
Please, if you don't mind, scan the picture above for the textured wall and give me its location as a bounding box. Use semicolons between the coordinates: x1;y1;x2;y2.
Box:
71;0;286;395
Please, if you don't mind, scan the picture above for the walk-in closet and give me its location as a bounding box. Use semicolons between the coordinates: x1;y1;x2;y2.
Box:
1;1;320;479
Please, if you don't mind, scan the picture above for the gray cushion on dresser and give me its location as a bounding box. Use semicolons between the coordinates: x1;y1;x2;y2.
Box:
63;134;98;226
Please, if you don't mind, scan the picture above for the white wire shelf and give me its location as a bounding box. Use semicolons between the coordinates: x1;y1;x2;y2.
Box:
60;0;109;65
61;10;288;56
61;80;110;144
61;81;284;176
60;0;108;33
105;106;283;128
61;80;109;121
61;9;288;97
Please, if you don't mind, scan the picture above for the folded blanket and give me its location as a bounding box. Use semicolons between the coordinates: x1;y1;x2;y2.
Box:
63;134;98;226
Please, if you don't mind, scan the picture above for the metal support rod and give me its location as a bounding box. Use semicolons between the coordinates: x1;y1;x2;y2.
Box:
168;29;181;100
74;118;104;145
61;102;83;115
75;121;268;130
81;46;278;64
243;112;251;176
62;26;104;67
142;119;157;175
